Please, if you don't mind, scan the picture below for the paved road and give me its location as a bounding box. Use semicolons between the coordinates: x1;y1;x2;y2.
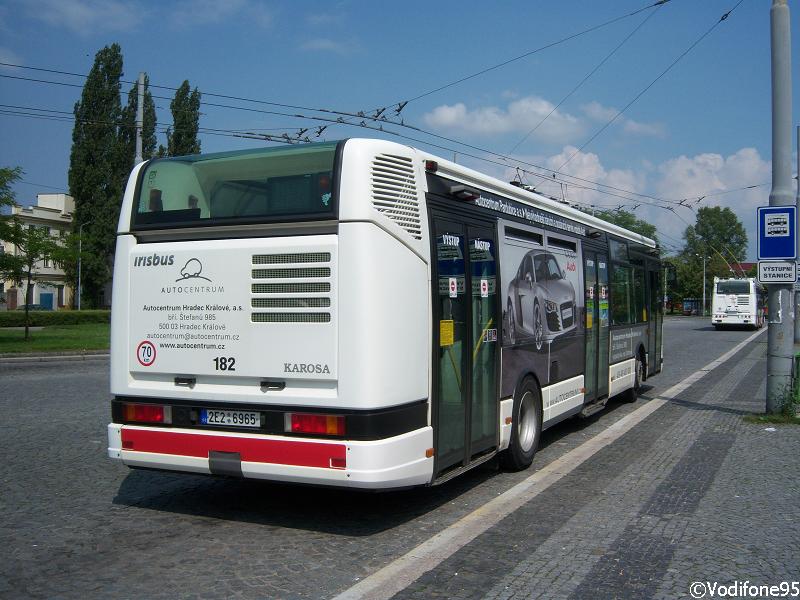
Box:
1;317;795;599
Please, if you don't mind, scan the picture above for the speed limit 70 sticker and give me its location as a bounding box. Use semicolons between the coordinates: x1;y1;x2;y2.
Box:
136;341;156;367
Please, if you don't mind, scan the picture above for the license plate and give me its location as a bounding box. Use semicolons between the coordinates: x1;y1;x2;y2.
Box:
561;306;573;320
200;409;260;428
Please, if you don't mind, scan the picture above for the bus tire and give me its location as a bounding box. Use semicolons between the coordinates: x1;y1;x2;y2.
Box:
500;378;542;471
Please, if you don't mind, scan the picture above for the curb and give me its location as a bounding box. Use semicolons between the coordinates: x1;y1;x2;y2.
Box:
0;351;109;364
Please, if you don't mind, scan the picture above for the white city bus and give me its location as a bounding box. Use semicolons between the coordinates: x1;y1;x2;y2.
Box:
711;277;765;329
108;138;665;489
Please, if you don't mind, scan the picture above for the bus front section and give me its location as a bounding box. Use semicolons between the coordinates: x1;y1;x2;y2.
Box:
108;140;433;489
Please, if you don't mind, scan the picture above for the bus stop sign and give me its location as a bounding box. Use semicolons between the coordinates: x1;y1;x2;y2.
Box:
757;206;797;260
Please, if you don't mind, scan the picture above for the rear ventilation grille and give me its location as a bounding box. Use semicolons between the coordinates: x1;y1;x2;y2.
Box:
252;282;330;294
252;267;330;279
252;298;330;308
252;313;331;323
253;253;330;265
371;154;422;240
251;252;332;324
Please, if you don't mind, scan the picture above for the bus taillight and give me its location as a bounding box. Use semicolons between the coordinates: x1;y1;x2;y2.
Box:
286;413;345;436
123;403;172;424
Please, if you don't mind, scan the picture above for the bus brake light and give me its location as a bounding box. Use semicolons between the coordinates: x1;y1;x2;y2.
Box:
287;413;345;436
123;403;171;424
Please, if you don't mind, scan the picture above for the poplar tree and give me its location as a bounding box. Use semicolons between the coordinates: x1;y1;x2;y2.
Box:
165;80;202;156
67;43;124;308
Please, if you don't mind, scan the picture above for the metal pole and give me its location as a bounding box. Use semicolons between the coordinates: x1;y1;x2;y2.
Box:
767;0;794;413
135;72;144;165
702;256;707;316
795;124;800;343
77;223;82;311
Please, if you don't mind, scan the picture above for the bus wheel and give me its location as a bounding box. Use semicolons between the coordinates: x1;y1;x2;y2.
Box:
500;378;542;471
623;353;644;403
634;352;644;393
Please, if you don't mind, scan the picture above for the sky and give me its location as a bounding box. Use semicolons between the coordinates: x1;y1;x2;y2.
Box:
1;0;799;260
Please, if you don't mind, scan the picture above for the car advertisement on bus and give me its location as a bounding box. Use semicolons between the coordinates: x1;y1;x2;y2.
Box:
499;221;584;394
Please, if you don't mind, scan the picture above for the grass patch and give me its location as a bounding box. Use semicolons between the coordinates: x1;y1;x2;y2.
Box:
744;413;800;425
0;323;110;354
0;309;109;327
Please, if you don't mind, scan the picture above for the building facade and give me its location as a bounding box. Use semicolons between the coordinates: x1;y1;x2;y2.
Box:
1;194;74;311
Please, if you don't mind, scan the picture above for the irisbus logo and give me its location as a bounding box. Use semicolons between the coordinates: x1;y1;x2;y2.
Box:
134;253;175;267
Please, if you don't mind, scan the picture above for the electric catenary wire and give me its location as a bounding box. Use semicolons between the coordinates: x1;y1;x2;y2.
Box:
379;0;671;110
558;0;745;170
508;4;662;154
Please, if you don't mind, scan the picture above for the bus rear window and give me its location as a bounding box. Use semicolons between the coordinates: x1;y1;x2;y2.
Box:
716;281;750;294
132;142;338;228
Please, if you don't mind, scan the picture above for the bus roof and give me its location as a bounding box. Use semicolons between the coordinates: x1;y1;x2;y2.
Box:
412;143;658;250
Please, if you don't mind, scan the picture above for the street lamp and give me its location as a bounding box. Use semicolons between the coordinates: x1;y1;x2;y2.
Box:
77;220;92;310
695;253;709;316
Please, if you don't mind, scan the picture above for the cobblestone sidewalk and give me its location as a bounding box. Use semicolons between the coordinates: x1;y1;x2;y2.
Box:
394;339;799;600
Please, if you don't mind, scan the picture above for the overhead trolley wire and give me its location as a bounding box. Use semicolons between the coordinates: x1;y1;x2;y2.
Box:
0;59;687;208
558;0;746;170
378;0;672;111
508;3;663;154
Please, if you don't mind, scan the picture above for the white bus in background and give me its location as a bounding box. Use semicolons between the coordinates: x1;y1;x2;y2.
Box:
711;277;765;329
107;138;667;489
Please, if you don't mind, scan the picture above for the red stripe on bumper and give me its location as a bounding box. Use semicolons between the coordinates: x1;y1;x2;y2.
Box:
121;428;346;469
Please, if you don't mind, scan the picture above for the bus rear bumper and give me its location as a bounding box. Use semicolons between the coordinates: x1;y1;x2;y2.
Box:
107;423;434;489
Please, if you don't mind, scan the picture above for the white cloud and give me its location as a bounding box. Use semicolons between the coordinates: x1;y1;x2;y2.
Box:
653;148;771;257
494;146;770;258
163;0;273;28
306;13;344;27
536;146;645;208
299;38;356;55
581;101;617;122
623;119;665;137
581;101;665;138
423;96;583;143
446;143;772;258
20;0;144;36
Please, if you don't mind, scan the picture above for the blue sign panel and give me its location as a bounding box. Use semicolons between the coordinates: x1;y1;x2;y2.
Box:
757;206;797;260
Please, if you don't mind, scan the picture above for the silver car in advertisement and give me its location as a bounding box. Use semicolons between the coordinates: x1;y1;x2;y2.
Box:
506;250;577;349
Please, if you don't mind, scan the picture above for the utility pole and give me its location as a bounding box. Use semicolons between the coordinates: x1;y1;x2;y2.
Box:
134;72;144;165
767;0;794;413
795;124;800;344
696;253;708;316
76;220;92;310
702;255;707;316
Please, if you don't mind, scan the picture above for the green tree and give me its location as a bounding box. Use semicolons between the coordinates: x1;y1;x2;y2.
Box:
593;209;658;244
682;206;747;265
119;73;158;165
165;80;201;156
0;166;22;211
677;206;748;314
68;43;124;308
0;167;76;338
